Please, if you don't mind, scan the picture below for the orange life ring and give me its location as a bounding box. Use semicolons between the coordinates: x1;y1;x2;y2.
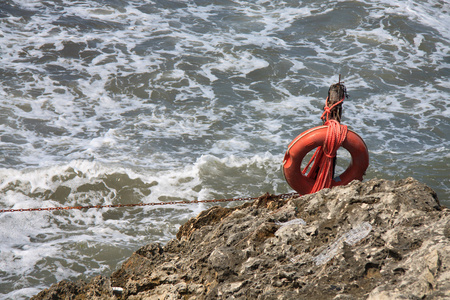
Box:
283;125;369;195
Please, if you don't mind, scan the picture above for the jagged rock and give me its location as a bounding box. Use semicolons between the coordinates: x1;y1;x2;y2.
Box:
32;178;450;299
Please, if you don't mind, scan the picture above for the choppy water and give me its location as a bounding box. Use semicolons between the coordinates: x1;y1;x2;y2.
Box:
0;0;449;298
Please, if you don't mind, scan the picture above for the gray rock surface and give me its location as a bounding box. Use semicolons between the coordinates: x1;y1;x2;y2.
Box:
32;178;450;299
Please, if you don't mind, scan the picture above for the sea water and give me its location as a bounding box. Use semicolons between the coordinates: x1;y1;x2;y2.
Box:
0;0;448;298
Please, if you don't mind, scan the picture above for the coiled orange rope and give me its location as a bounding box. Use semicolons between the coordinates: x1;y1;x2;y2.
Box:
302;97;348;193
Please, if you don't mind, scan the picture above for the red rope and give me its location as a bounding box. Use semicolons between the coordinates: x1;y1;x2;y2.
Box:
0;193;299;214
302;97;348;194
320;97;344;123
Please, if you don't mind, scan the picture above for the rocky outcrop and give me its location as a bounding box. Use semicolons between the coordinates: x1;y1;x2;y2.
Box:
32;178;450;299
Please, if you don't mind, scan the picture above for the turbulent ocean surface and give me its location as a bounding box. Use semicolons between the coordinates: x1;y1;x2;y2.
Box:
0;0;449;298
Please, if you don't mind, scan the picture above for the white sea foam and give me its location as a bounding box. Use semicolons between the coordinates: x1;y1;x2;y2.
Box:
0;153;285;294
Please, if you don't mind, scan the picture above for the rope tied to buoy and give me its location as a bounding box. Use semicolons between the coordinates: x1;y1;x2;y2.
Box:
301;80;349;194
283;76;369;196
320;97;344;123
302;120;348;193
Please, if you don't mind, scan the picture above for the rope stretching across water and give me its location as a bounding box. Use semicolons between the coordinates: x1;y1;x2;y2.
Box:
0;192;299;213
